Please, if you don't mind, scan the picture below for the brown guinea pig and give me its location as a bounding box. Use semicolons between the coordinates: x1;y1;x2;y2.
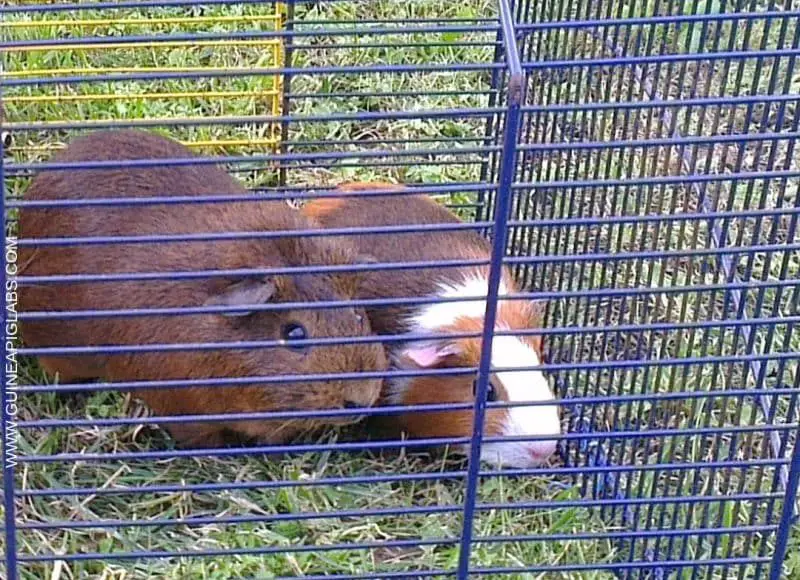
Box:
19;130;387;448
302;182;561;468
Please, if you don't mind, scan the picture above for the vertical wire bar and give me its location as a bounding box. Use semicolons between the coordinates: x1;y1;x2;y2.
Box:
583;0;632;518
634;4;683;561
279;2;294;189
563;0;606;504
455;1;523;577
769;423;800;580
0;88;18;580
513;0;547;291
548;0;588;478
477;14;505;227
687;6;741;578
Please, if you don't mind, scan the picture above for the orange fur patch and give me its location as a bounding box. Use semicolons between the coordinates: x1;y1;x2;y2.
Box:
336;181;406;193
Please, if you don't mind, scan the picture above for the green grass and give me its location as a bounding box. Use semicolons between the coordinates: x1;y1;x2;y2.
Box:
2;1;799;578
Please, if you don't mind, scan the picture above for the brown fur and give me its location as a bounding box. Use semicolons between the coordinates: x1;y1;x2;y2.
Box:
303;183;507;334
19;130;387;448
301;182;548;442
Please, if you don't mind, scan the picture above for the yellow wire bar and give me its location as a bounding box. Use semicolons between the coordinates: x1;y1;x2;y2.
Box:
2;66;276;78
5;90;278;104
4;115;282;130
0;15;281;28
11;138;281;152
9;38;282;52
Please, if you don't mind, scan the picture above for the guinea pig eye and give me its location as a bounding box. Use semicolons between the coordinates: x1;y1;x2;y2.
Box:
472;379;498;403
281;323;308;351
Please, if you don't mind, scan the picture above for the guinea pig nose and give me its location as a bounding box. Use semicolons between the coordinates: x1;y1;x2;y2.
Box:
528;440;557;463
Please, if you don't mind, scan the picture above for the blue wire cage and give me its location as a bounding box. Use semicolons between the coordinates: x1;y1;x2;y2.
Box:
2;0;799;578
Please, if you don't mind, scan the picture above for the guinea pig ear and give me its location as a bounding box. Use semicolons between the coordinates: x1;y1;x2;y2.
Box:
401;341;461;368
204;278;277;317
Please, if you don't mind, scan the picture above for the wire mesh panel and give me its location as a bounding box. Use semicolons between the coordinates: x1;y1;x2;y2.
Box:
1;1;799;579
510;1;800;578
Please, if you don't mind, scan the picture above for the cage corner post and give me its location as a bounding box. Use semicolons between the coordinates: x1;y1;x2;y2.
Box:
455;0;525;577
769;424;800;580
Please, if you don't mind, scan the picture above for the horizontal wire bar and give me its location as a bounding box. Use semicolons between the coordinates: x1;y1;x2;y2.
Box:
14;345;799;383
0;23;500;50
10;39;498;55
15;220;492;248
274;573;449;580
293;17;498;26
0;14;281;28
253;40;505;50
18;492;779;537
521;92;800;115
5;130;797;168
6;142;497;172
3;65;281;78
10;189;799;226
14;431;796;464
17;386;800;431
470;558;771;575
518;130;800;152
18;505;459;531
1;62;504;88
17;454;784;502
514;9;799;32
283;135;492;149
14;365;477;395
11;530;781;567
18;469;469;498
521;47;800;71
15;258;490;286
16;284;798;322
0;0;356;14
285;88;496;99
511;169;800;190
8;38;283;52
6;182;491;209
9;171;797;201
3;90;278;104
16;540;451;564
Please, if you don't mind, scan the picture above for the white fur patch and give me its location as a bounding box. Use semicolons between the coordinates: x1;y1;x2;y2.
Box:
474;335;561;468
407;275;508;333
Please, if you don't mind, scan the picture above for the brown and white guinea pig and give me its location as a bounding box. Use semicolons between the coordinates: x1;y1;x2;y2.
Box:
18;130;387;448
302;182;561;468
